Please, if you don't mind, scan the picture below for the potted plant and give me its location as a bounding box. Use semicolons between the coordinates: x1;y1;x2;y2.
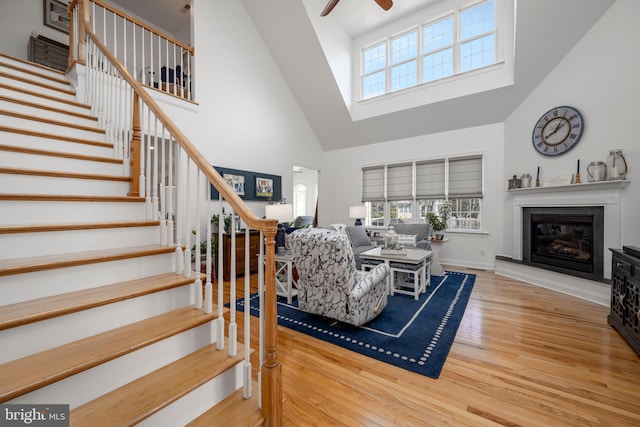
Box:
191;230;217;276
426;202;452;240
211;214;231;233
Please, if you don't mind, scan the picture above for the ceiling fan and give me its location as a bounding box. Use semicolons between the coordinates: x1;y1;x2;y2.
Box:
321;0;393;17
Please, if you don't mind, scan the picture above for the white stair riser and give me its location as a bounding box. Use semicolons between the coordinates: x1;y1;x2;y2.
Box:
0;284;194;363
8;320;218;409
0;68;71;92
0;114;105;141
0;76;75;102
0;130;114;158
0;226;160;259
0;98;97;128
0;253;179;305
0;57;65;80
0;87;89;115
3;173;130;196
0;200;146;225
0;150;123;175
140;363;244;427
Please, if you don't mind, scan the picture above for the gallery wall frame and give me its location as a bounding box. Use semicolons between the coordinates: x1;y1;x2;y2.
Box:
210;166;281;202
44;0;70;34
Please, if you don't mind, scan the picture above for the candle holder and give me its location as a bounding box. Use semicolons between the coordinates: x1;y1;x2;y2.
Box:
574;173;582;184
535;178;541;188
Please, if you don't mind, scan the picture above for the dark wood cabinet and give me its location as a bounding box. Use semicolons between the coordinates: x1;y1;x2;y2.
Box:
28;36;69;71
222;231;261;281
609;247;640;356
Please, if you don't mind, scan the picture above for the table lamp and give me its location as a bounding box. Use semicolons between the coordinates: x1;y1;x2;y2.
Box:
349;205;367;226
265;203;293;252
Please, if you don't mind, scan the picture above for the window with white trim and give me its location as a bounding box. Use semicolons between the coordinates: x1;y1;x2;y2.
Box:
361;0;496;100
361;155;483;230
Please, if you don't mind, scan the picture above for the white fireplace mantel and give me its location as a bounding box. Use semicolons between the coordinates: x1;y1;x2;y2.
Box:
498;180;630;306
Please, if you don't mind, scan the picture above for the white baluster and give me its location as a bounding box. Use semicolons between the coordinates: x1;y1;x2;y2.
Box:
217;196;225;349
228;211;237;357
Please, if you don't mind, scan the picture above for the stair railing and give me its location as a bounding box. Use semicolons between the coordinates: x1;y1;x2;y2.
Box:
68;1;282;425
69;0;194;101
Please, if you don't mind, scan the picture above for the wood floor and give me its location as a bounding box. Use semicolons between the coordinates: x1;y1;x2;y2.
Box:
229;266;640;426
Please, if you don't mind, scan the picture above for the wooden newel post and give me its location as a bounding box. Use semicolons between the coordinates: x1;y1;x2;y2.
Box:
129;92;141;197
68;0;87;67
261;226;282;426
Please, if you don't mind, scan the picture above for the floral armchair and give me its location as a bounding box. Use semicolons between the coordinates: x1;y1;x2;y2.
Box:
288;228;389;326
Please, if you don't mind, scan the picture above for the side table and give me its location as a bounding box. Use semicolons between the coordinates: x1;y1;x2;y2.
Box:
273;253;298;304
427;237;448;276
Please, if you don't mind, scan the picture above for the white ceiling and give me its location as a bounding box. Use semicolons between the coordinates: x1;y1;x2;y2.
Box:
107;0;615;151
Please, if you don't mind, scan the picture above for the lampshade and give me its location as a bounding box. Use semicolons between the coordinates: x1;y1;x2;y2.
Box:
265;203;293;223
349;205;367;219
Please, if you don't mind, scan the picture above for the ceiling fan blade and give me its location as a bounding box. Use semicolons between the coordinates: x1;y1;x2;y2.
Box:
320;0;341;16
374;0;393;11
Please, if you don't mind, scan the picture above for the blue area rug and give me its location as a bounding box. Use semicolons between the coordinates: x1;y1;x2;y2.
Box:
234;271;475;379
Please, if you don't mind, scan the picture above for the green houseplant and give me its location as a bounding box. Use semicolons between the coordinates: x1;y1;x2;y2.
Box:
426;202;452;240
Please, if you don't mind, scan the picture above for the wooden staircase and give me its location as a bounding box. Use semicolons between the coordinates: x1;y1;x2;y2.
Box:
0;53;263;426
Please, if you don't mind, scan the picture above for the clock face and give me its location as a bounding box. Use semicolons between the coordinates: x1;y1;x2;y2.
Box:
532;106;584;156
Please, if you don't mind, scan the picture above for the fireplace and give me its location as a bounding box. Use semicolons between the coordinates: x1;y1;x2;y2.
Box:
523;206;604;281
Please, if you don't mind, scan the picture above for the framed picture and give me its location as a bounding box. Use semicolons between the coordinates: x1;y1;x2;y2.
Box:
44;0;70;34
223;173;245;196
256;177;274;199
210;166;281;201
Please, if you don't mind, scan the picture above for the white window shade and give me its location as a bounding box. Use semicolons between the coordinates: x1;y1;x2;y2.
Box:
415;160;445;199
362;166;385;202
386;163;413;201
449;155;483;198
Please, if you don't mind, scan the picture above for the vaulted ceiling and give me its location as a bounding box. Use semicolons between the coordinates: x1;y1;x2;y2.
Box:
109;0;615;151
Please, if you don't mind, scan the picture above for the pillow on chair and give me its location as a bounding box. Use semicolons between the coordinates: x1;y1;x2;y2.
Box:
345;226;371;248
397;234;418;247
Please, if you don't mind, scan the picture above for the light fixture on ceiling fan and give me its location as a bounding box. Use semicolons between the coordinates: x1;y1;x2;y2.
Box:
321;0;393;17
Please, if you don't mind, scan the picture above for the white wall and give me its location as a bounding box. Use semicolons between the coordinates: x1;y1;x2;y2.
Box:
0;0;70;59
502;0;640;257
322;123;505;270
188;0;325;219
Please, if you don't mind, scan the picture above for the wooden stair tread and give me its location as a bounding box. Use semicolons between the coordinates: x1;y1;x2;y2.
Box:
0;220;160;235
70;340;248;426
0;95;97;122
187;383;263;427
0;306;219;402
0;70;73;96
0;271;204;330
0;52;66;77
0;143;122;164
0;110;104;134
0;193;144;202
0;82;89;110
0;244;177;277
0;125;111;148
0;166;129;182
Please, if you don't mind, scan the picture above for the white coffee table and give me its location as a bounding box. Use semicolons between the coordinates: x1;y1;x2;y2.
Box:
359;247;432;300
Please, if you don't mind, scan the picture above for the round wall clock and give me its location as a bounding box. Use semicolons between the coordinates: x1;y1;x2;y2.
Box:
531;105;584;156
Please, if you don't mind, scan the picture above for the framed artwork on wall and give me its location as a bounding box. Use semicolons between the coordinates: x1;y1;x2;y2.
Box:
223;173;246;196
256;177;274;200
44;0;70;34
211;167;281;202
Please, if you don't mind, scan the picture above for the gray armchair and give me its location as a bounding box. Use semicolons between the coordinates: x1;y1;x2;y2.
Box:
289;228;389;326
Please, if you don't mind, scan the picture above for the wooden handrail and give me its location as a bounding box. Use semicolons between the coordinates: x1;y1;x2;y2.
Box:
82;23;266;231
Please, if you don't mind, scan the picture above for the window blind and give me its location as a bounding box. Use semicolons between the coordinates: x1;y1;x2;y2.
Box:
448;155;483;198
415;159;445;199
386;162;413;201
361;166;385;202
